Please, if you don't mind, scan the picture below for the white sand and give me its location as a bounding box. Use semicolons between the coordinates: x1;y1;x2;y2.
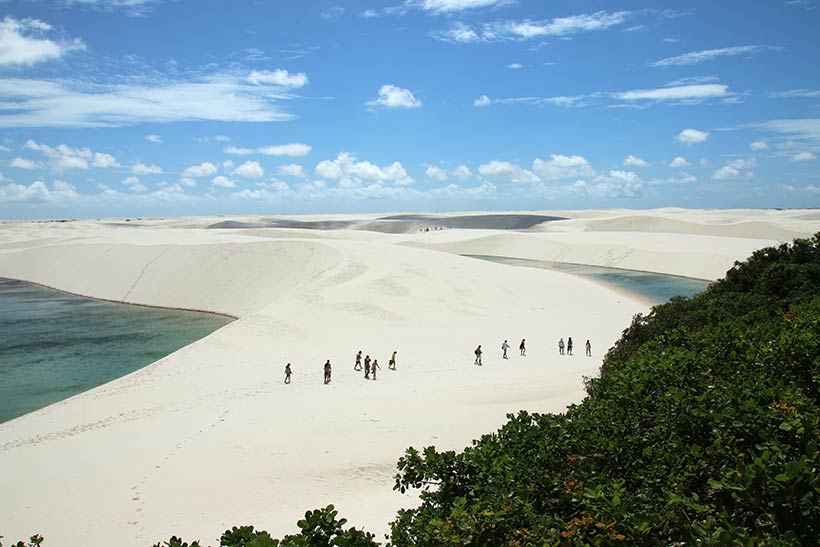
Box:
0;209;816;546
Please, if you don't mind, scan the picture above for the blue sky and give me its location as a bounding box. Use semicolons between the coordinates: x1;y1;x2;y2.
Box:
0;0;819;219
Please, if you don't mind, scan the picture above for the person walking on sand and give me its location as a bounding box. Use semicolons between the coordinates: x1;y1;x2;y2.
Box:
372;359;380;380
585;339;591;357
567;337;574;356
519;339;526;356
389;351;397;370
323;360;332;384
354;350;363;371
284;363;292;384
474;345;483;366
558;338;565;355
364;355;372;379
501;340;510;359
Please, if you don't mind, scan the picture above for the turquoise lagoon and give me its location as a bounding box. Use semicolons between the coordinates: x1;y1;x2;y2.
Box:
0;278;233;423
465;255;711;304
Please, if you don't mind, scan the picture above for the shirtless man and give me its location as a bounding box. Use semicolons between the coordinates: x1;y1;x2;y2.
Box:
284;363;292;384
364;355;372;379
474;345;482;366
371;359;380;380
354;350;363;371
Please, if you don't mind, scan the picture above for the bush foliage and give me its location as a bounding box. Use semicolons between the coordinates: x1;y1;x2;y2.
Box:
6;235;819;546
389;233;820;546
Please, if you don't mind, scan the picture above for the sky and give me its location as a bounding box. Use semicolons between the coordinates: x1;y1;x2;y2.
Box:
0;0;819;219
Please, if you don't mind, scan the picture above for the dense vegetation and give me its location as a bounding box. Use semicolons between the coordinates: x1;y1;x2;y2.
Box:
5;235;819;546
389;234;820;546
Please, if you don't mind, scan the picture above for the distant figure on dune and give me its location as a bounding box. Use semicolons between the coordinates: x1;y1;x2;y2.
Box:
354;350;363;371
519;339;526;356
502;340;510;359
586;339;592;356
284;363;292;384
558;338;565;355
372;359;380;380
389;351;397;370
567;337;574;356
364;355;372;379
323;360;332;384
474;345;483;366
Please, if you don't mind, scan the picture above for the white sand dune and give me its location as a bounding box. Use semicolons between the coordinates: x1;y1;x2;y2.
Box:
0;209;817;546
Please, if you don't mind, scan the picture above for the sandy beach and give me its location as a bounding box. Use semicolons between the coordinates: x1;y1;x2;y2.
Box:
0;208;817;546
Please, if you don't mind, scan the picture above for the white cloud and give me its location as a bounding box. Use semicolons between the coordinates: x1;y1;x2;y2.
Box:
623;155;649;167
179;177;197;187
0;72;300;128
10;157;40;169
676;128;709;145
0;179;80;204
484;82;731;109
478;160;539;183
315;152;413;185
750;139;769;150
0;16;85;67
222;160;234;169
61;0;160;16
198;135;231;143
426;165;448;181
367;84;422;109
224;143;312;157
247;69;309;88
771;89;820;99
434;22;480;43
473;95;491;107
433;11;632;43
212;175;236;188
532;154;594;180
233;160;264;179
414;0;513;13
790;151;817;162
669;156;690;168
615;84;729;102
650;45;780;67
756;119;820;143
453;165;472;180
129;182;148;192
20;138;119;171
320;6;345;19
92;152;119;168
712;157;756;180
122;176;140;186
132;162;163;175
56;156;88;170
0;180;51;203
277;163;306;178
507;63;523;69
649;172;697;185
145;134;162;143
181;162;218;177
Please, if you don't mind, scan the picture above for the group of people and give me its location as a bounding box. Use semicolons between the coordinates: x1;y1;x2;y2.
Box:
284;350;398;384
474;337;592;365
475;338;526;365
557;337;592;356
284;337;594;383
353;350;397;380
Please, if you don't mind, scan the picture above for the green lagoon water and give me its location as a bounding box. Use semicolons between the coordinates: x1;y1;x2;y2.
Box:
0;278;233;423
465;255;711;304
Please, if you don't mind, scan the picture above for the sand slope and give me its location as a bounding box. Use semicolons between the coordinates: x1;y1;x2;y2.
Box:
0;209;817;546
